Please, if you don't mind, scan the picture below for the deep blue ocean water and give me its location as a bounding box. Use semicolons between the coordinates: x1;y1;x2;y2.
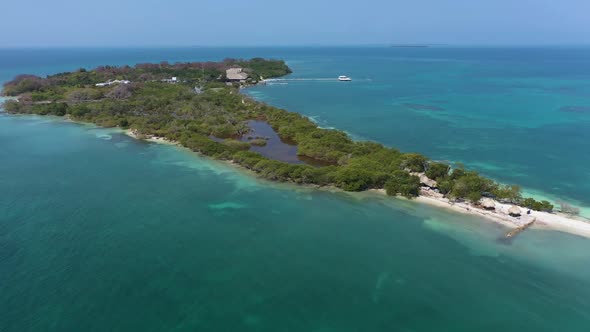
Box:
2;47;590;331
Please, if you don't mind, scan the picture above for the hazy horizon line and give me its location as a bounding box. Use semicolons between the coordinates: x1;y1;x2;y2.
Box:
1;43;590;49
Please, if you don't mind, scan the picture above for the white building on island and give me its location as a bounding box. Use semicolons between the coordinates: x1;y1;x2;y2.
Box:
162;77;178;83
95;79;130;87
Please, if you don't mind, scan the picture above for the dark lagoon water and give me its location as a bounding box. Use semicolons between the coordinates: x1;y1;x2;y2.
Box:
2;47;590;331
240;120;302;164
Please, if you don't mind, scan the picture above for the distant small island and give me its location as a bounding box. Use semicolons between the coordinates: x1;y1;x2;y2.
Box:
390;45;430;48
3;58;588;238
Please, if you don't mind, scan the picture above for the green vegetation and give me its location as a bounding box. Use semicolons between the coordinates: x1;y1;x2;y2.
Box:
521;198;555;213
385;171;421;198
1;58;553;212
425;162;450;180
249;138;268;146
236;57;293;80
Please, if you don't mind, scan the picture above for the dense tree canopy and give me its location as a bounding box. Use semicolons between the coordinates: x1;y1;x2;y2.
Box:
1;58;553;212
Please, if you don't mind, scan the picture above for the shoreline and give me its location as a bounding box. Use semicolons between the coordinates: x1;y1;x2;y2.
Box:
5;71;590;240
371;188;590;239
124;129;181;146
6;98;590;240
122;124;590;240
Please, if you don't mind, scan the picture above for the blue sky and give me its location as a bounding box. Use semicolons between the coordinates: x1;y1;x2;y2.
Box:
1;0;589;47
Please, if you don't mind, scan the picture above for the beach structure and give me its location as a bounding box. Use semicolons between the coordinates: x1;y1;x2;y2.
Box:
508;205;522;217
419;174;438;189
505;218;536;239
226;68;248;82
481;198;496;210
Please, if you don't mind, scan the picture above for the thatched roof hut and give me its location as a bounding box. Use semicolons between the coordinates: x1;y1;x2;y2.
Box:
508;205;522;217
419;174;438;188
226;68;248;82
481;198;496;210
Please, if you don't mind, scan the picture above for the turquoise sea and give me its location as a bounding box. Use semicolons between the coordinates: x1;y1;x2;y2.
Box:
245;47;590;216
1;47;590;331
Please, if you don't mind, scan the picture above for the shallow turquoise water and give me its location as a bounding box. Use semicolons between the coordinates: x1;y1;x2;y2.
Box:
3;46;586;213
245;47;590;215
2;47;590;330
2;113;590;331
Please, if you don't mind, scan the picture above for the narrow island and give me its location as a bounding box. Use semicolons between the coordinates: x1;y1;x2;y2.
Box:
2;58;589;239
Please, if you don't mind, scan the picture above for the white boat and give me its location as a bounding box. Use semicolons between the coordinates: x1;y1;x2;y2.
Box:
338;75;352;81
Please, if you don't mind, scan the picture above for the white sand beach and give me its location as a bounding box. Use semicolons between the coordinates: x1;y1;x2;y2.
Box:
411;189;590;239
125;129;179;146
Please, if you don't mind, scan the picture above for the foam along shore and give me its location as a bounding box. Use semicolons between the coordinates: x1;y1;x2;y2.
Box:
124;127;590;239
